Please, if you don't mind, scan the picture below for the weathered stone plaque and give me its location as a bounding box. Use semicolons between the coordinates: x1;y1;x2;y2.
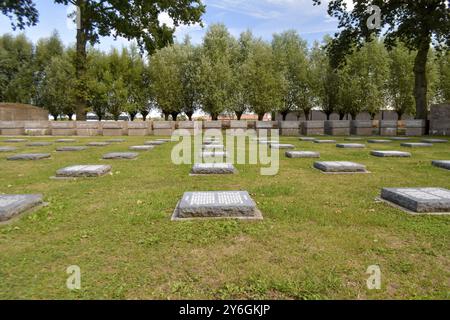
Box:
299;137;316;141
3;139;27;143
191;163;236;175
432;160;450;170
401;142;433;148
129;145;154;151
0;194;43;222
56;139;77;143
55;165;112;178
314;161;368;173
368;139;392;144
106;139;126;143
87;142;110;147
201;151;229;158
270;143;295;149
314;140;336;144
203;144;225;151
286;151;320;158
102;152;138;160
381;188;450;214
26;142;53;147
156;139;171;143
145;140;166;146
56;146;87;152
7;153;51;161
336;143;366;149
371;150;411;158
0;146;16;152
389;137;410;141
345;137;363;141
172;191;262;220
421;139;447;143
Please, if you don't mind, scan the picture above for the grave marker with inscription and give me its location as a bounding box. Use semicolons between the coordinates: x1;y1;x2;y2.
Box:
191;163;237;175
401;142;433;148
7;153;51;161
380;188;450;214
314;161;368;173
0;146;16;152
55;165;112;178
336;143;366;149
0;194;43;222
286;151;320;158
371;150;411;158
102;152;138;160
56;146;87;152
432;160;450;170
129;145;154;151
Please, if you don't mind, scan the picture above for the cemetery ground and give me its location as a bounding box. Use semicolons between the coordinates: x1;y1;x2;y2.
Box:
0;135;449;300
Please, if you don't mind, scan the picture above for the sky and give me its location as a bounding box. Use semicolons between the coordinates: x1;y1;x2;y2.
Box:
0;0;343;51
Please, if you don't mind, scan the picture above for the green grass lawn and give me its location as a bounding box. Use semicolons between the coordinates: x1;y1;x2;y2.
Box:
0;135;449;300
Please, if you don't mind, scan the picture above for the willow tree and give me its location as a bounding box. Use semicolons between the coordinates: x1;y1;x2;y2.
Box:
314;0;450;120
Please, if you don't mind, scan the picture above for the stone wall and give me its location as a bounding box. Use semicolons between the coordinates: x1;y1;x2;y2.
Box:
0;103;49;121
430;104;450;136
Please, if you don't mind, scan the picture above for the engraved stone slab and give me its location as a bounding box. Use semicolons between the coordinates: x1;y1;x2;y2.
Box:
26;142;53;147
7;153;51;161
129;145;154;151
336;143;366;149
145;140;166;146
0;194;43;222
106;139;126;143
259;140;278;145
203;140;221;145
102;152;138;160
87;142;111;147
286;151;320;158
203;144;225;151
172;191;262;220
401;142;433;148
381;188;450;214
345;137;363;141
56;139;77;143
201;151;229;158
371;150;411;158
421;139;448;143
3;139;27;143
56;146;87;152
0;146;17;152
299;137;316;141
191;163;236;175
56;165;111;178
270;144;295;149
314;161;367;173
432;160;450;170
156;139;171;143
389;137;410;141
314;140;336;144
368;139;392;144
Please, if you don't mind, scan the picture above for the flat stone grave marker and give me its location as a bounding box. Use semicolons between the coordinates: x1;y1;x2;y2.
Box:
156;139;171;143
270;143;295;149
401;142;433;148
259;140;278;145
87;142;111;147
0;194;43;222
203;140;221;145
389;137;410;141
106;139;126;143
368;139;392;144
172;191;262;220
371;150;411;158
314;140;336;144
102;152;138;160
314;161;368;173
0;146;17;152
56;139;77;143
7;153;51;161
145;140;166;146
421;139;448;143
129;145;154;151
202;151;229;158
336;143;366;149
3;139;27;143
432;160;450;170
203;144;225;150
191;163;236;175
26;142;53;147
56;146;87;152
286;151;320;158
380;187;450;214
55;165;112;178
299;137;316;141
345;137;363;141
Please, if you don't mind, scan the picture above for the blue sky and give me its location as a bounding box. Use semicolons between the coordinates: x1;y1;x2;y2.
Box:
0;0;341;50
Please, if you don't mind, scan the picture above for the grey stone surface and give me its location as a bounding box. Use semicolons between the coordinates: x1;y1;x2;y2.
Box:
102;152;138;160
172;191;262;220
129;145;154;151
258;140;277;145
389;137;410;141
56;139;77;143
314;140;336;144
401;142;433;148
26;142;53;147
0;194;43;222
371;150;411;158
145;140;166;146
299;137;316;141
203;140;221;145
286;151;320;158
336;143;366;149
432;160;450;170
87;142;110;147
368;139;392;144
203;144;225;150
270;143;295;149
7;153;51;161
381;187;450;213
421;139;448;143
202;151;229;158
3;139;27;143
56;165;112;178
106;139;126;143
56;146;87;152
345;137;363;141
314;161;367;173
0;146;17;152
156;139;171;143
191;163;236;175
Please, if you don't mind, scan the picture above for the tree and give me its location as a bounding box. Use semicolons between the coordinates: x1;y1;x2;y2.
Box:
86;49;109;121
313;0;450;121
196;24;236;120
179;39;201;121
436;51;450;103
0;0;38;30
52;0;205;121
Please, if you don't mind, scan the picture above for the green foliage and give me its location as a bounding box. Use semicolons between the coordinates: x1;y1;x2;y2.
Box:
436;51;450;103
0;0;38;30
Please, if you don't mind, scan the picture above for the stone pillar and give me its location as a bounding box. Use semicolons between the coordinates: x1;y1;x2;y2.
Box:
128;122;150;136
403;120;426;136
379;120;398;136
279;121;300;136
351;120;373;136
153;121;175;136
203;121;223;130
430;104;450;136
229;120;248;136
255;121;274;136
177;121;200;135
324;120;350;136
50;121;77;136
76;121;101;136
302;121;324;136
102;122;127;136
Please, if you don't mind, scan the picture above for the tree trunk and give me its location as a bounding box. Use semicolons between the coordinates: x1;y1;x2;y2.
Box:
185;111;193;121
211;114;218;121
304;110;310;122
74;1;88;121
397;111;403;121
52;114;59;121
339;113;345;120
170;112;179;121
258;113;264;121
129;113;137;121
67;113;74;121
164;113;169;121
235;111;243;120
325;112;331;120
413;39;430;120
113;114;120;121
141;111;149;121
